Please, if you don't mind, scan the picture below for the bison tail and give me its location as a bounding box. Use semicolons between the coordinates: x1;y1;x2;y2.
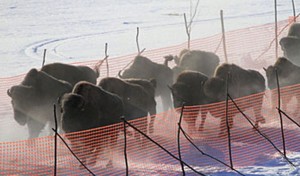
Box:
94;63;101;78
163;55;175;66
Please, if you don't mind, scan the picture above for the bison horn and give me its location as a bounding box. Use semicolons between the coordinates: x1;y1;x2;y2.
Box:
7;89;12;97
118;70;124;78
263;67;267;72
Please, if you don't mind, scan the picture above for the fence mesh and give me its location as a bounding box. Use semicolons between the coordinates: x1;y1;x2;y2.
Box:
1;17;300;175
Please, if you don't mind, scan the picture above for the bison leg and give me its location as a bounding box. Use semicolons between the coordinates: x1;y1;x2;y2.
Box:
253;97;266;128
103;129;121;168
292;94;300;118
87;138;104;167
27;118;46;139
148;105;156;134
149;116;155;134
183;113;197;134
135;118;147;143
219;115;234;137
198;108;208;132
160;89;173;111
270;91;278;110
281;94;292;112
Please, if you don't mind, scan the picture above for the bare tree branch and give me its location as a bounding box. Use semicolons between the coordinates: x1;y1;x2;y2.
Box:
136;27;146;55
184;0;200;49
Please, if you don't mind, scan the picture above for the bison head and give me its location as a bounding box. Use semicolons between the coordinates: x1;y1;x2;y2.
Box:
60;93;98;133
280;38;300;62
7;85;37;126
170;82;196;109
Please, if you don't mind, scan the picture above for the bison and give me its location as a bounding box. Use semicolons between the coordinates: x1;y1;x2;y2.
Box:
7;68;72;139
98;77;157;134
123;101;148;142
279;23;300;66
164;49;220;81
124;78;157;100
169;71;209;132
118;55;173;112
203;63;266;135
264;57;300;116
60;81;124;168
170;63;266;136
41;62;99;86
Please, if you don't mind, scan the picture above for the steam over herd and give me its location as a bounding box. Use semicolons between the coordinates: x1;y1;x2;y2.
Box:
6;23;300;167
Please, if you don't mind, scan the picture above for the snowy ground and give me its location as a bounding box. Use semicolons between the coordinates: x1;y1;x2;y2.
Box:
1;0;300;175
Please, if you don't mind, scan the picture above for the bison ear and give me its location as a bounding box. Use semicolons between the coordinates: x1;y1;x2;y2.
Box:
27;68;39;77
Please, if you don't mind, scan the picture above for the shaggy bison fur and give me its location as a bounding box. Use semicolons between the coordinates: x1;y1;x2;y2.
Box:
279;23;300;66
7;68;72;139
98;77;157;134
59;81;124;168
264;57;300;115
118;55;173;112
41;62;99;86
170;71;209;132
164;49;220;81
170;63;266;135
203;63;266;134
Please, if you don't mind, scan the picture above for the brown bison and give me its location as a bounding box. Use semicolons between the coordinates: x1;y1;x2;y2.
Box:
169;71;209;132
264;57;300;115
124;78;157;100
60;81;124;168
7;68;72;139
41;62;99;86
279;23;300;66
164;49;220;81
203;63;266;134
98;77;157;134
118;55;173;112
170;64;266;135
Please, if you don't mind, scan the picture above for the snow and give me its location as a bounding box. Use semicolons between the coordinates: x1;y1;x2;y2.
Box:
1;0;300;175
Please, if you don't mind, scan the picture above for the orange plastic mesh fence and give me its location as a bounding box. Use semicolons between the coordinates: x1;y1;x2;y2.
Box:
1;18;300;175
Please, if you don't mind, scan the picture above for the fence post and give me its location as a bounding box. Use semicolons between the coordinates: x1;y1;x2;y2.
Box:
177;103;186;175
275;69;286;157
53;104;57;176
121;117;129;176
225;74;233;169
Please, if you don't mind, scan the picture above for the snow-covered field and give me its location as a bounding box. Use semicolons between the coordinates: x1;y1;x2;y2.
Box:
1;0;300;175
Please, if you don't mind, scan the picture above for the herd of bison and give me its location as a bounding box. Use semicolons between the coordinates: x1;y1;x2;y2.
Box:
5;23;300;167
